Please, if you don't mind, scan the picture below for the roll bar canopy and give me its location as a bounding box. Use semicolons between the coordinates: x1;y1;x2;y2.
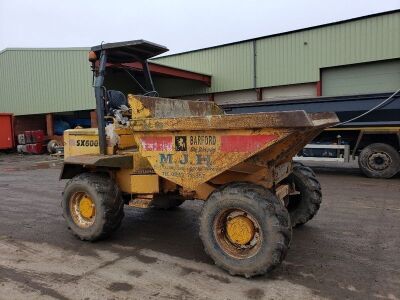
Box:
91;40;169;155
91;40;168;63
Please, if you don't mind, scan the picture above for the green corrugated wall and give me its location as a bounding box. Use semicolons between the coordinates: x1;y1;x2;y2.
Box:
153;11;400;96
0;48;93;115
321;59;400;96
154;41;254;96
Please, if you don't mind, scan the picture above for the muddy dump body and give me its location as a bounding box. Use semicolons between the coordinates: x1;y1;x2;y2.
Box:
129;95;337;193
64;95;338;197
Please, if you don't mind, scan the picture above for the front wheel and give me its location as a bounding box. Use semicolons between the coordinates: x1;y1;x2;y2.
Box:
199;182;291;278
358;143;400;179
62;172;124;241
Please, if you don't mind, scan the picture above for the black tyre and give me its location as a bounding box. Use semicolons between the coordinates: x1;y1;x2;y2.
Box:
199;182;291;278
47;139;61;154
150;196;185;210
287;162;322;227
62;172;124;241
358;143;400;179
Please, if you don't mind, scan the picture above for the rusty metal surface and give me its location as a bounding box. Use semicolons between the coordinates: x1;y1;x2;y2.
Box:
128;197;153;208
130;111;318;132
275;184;290;202
133;95;223;118
249;127;323;169
133;129;293;190
125;98;336;191
308;112;339;127
64;154;133;168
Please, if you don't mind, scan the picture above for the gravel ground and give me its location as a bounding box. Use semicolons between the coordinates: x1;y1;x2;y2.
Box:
0;153;399;300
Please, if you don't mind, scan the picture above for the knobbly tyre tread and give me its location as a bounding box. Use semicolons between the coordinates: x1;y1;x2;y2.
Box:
62;172;124;241
199;182;292;278
358;143;400;179
287;162;322;227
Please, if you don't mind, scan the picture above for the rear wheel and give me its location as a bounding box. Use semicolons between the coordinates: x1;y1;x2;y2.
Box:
62;172;124;241
199;182;291;278
358;143;400;179
287;162;322;227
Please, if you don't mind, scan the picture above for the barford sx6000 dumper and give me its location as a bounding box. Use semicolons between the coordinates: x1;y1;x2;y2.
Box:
60;40;338;277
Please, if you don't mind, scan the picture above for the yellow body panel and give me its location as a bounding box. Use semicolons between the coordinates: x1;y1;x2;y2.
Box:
128;94;151;118
64;128;114;156
115;169;134;192
115;170;159;194
64;129;100;157
131;174;159;194
118;134;136;149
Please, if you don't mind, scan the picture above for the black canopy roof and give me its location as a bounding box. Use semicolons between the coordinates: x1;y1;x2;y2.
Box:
91;40;168;63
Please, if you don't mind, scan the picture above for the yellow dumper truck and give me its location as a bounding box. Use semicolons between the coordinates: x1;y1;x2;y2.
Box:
60;40;338;277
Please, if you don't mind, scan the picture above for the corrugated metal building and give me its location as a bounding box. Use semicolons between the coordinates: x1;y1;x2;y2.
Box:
0;48;210;116
153;9;400;103
0;10;399;138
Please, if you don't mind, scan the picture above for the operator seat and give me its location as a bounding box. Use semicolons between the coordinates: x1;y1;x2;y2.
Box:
106;90;128;112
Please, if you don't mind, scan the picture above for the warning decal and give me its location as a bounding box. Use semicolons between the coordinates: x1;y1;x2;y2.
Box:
140;136;173;151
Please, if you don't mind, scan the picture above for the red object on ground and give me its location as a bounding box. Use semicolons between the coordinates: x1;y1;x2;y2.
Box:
31;130;45;143
26;143;44;154
24;131;33;144
0;113;14;150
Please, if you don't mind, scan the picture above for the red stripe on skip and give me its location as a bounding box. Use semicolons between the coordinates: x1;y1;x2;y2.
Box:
140;136;173;151
220;134;278;152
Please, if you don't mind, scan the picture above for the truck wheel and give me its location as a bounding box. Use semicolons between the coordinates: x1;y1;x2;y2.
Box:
151;196;185;210
287;162;322;227
62;172;124;241
199;182;291;278
358;143;400;179
47;139;60;154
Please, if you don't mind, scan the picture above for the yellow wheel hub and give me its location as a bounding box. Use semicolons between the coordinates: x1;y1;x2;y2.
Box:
79;195;95;219
226;215;255;245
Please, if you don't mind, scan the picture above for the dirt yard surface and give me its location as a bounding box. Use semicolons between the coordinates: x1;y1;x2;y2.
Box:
0;153;399;300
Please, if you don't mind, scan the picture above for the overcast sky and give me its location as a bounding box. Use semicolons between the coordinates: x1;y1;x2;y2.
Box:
0;0;399;55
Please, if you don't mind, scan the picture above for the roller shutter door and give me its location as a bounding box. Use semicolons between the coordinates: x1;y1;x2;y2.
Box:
321;60;400;96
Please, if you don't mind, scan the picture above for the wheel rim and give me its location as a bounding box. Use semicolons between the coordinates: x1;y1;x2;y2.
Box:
368;152;391;171
213;209;262;259
69;192;96;228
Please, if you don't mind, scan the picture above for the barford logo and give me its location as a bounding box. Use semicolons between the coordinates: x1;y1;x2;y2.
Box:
175;136;187;151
